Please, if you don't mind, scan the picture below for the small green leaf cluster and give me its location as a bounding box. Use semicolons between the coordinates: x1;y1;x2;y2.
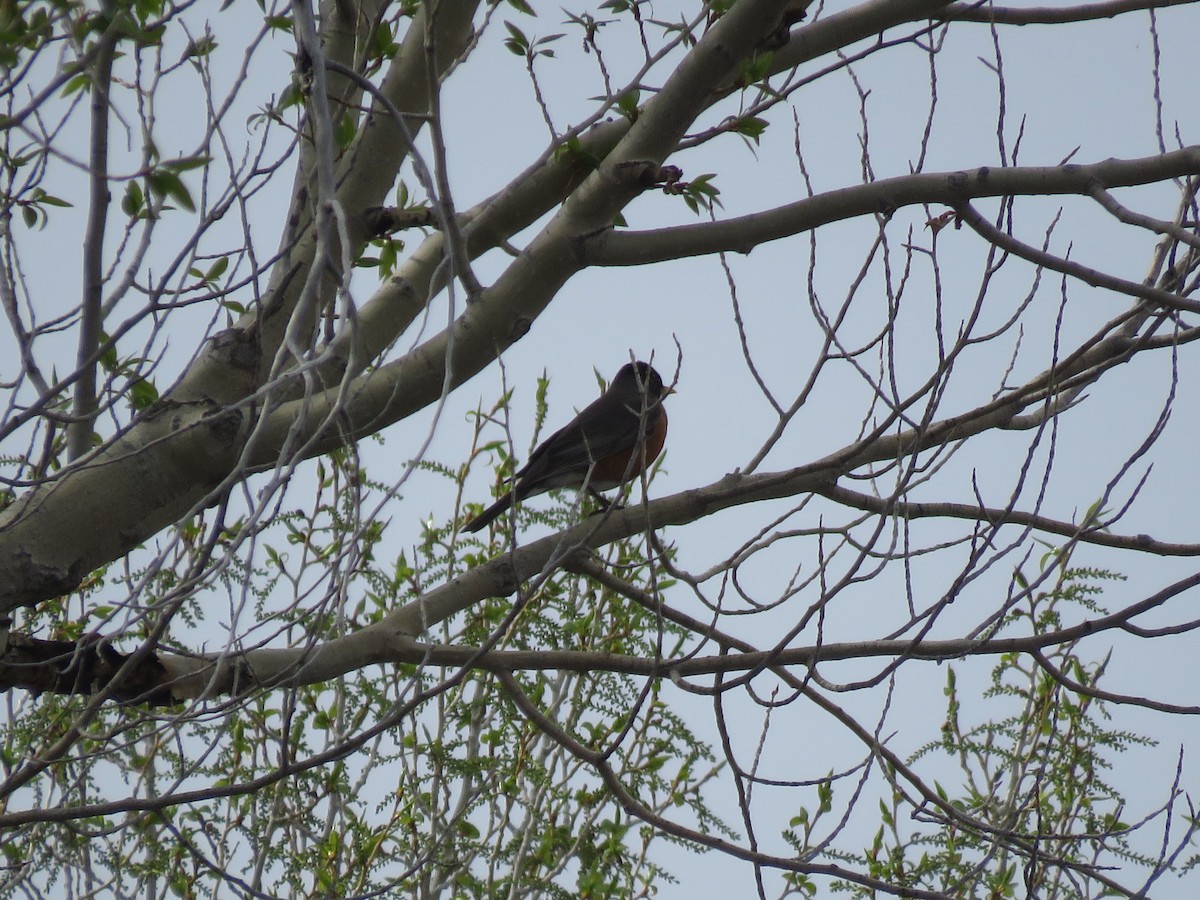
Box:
827;557;1157;898
503;20;564;62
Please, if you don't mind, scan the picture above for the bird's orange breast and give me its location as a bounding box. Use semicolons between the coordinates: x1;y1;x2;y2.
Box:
588;408;668;488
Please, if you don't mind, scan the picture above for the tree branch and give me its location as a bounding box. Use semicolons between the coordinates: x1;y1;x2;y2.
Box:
580;148;1200;267
68;19;117;461
819;482;1200;556
953;200;1200;313
942;0;1199;25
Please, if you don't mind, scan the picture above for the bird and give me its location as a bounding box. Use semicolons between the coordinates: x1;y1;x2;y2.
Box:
461;361;672;533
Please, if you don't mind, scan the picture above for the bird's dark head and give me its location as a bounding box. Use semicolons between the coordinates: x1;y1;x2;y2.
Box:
615;361;669;397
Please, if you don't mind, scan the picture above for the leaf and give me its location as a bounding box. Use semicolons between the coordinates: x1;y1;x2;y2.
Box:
121;181;144;217
60;72;91;97
98;332;118;372
616;88;640;120
134;0;163;23
184;36;217;59
739;51;774;87
503;21;528;55
147;169;196;213
129;377;159;411
334;112;355;148
378;239;398;275
31;188;71;208
162;154;210;173
370;22;398;60
1013;567;1029;591
206;256;229;281
731;115;768;144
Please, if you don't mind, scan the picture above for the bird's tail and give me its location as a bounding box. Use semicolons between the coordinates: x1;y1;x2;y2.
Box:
460;492;513;533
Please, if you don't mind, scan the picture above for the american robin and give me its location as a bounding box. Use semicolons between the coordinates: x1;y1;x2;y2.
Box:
461;361;672;533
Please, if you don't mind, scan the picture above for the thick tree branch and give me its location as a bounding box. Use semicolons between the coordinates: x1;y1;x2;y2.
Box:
0;4;481;614
580;148;1200;267
248;0;814;461
0;0;983;619
7;567;1196;705
2;0;1196;893
942;0;1198;25
174;0;481;407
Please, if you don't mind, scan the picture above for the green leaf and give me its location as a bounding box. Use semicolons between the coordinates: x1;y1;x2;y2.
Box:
1013;567;1029;590
739;51;774;86
503;21;528;55
458;820;480;839
134;0;163;23
616;88;640;120
334;112;355;148
817;778;833;812
98;333;118;372
121;181;144;217
370;22;399;60
147;168;196;213
184;36;217;59
206;256;229;281
60;73;91;97
731;115;768;144
129;377;158;411
378;238;399;275
31;188;71;208
162;154;210;173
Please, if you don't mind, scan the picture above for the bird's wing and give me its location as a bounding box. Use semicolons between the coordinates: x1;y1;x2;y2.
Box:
515;395;657;489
